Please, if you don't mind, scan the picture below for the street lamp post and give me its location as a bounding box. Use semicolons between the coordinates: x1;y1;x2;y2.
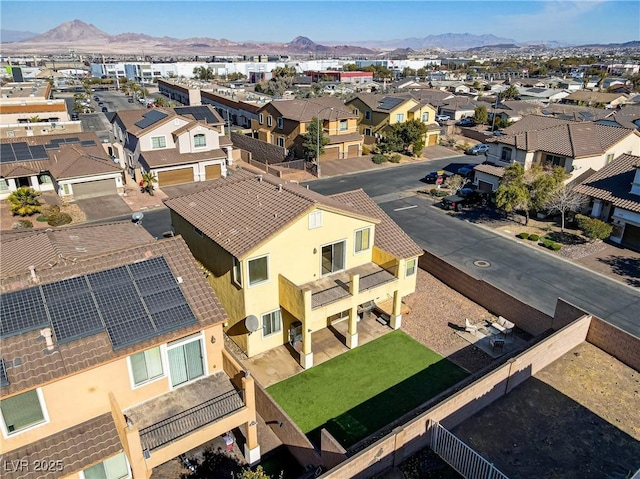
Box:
316;106;333;178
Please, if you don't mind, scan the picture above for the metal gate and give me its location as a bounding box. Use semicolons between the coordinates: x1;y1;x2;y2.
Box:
429;420;509;479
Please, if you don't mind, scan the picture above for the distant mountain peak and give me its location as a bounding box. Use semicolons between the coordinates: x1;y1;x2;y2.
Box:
290;36;316;47
27;19;109;43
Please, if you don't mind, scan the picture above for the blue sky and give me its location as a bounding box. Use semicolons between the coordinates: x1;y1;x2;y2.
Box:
1;1;638;45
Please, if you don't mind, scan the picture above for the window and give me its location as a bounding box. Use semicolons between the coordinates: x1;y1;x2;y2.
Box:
267;115;273;127
167;337;204;387
194;134;206;148
232;256;242;287
405;258;417;277
353;108;359;116
83;452;129;479
62;184;70;195
364;128;372;136
277;137;285;147
193;227;203;237
422;112;429;122
308;211;322;229
501;147;513;162
130;347;163;386
259;113;264;124
606;153;614;165
39;174;52;184
321;241;345;275
544;154;566;168
1;389;46;435
0;179;9;191
277;117;284;129
248;255;269;286
340;119;348;131
262;309;282;337
354;228;370;253
151;136;166;149
395;113;405;123
365;111;371;120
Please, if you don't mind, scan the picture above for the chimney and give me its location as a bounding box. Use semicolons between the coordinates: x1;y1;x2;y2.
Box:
40;328;55;351
28;265;38;282
277;184;282;192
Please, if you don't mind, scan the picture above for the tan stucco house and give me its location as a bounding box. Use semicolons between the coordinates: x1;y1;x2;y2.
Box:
165;169;423;369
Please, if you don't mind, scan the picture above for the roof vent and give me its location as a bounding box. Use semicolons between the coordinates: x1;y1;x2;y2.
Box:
257;175;263;182
40;328;55;352
28;265;38;282
277;184;282;192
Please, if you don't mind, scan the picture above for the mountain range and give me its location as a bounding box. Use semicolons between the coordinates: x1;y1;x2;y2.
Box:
0;20;637;55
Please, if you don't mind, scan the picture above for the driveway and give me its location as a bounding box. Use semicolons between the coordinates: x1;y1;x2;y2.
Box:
74;195;132;221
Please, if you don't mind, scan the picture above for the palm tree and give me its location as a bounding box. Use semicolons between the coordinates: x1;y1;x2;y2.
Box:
6;187;42;217
154;96;169;107
140;172;157;196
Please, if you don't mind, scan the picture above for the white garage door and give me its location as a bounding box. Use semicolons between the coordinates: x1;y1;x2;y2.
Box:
72;179;117;199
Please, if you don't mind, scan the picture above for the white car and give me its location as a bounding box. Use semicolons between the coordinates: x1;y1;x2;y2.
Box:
436;114;451;123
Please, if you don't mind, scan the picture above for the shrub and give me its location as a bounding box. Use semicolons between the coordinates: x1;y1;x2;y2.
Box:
429;189;448;197
12;219;33;229
528;234;539;241
541;239;553;248
362;145;370;155
389;153;402;163
575;214;613;240
47;212;73;227
551;243;562;251
372;154;387;164
36;215;48;222
41;204;60;218
518;232;529;239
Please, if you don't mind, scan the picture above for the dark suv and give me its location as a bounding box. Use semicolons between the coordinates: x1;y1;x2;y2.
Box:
441;188;488;211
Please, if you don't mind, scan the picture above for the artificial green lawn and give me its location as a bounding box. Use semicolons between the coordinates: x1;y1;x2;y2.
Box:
266;330;468;448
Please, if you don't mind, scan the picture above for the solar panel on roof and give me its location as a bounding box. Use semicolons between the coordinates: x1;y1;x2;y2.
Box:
0;359;9;388
134;110;168;129
104;314;157;350
0;287;49;337
80;140;97;147
29;145;48;160
175;106;218;124
376;97;404;111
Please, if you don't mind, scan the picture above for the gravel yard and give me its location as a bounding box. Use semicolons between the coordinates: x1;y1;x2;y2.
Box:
402;268;494;373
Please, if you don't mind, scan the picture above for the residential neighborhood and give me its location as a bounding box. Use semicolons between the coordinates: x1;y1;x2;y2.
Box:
1;5;640;479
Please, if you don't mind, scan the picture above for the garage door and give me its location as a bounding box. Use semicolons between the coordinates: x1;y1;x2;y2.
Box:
157;168;193;187
347;145;360;158
428;134;438;146
205;164;222;180
321;147;340;161
72;179;117;199
478;180;493;192
622;223;640;251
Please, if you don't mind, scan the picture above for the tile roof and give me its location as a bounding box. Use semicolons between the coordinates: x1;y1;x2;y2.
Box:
329;189;423;259
493;116;636;158
113;106;223;138
268;98;355;122
565;91;628;103
499;114;572;135
164;168;379;258
1;413;121;479
474;164;505;177
0;235;226;395
607;104;640;130
327;132;364;144
574;154;640;213
0;221;155;278
140;147;227;168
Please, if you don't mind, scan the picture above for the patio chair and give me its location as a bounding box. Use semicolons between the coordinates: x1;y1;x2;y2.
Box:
465;318;478;336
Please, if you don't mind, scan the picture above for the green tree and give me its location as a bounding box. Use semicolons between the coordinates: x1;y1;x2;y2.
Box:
236;466;276;479
495;163;531;224
153;96;169;107
6;187;42;217
528;165;567;213
140;172;157;196
386;119;427;155
271;65;296;78
193;66;214;81
501;84;519;100
301;117;329;160
473;105;488;124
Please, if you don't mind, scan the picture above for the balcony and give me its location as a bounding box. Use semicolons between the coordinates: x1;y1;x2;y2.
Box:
305;263;397;309
126;373;245;453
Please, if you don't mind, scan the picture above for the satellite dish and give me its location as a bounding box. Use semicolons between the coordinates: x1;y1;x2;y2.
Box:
131;212;144;224
245;315;259;334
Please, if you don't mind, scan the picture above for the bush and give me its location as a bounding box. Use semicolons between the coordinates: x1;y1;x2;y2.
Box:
528;234;539;241
47;212;73;227
541;239;553;248
12;219;33;229
36;215;48;222
518;232;529;239
575;214;613;240
41;204;60;218
389;153;402;163
372;154;387;165
429;188;448;197
362;145;370;155
551;243;562;251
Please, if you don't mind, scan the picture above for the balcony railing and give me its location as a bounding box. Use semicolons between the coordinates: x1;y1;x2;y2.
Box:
138;390;244;452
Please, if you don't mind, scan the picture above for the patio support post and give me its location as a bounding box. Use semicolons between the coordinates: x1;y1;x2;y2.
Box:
300;325;313;369
390;290;402;330
346;274;359;348
242;375;261;465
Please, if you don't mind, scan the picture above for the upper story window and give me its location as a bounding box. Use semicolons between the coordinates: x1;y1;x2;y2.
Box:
308;211;323;229
151;136;166;149
353;108;359;116
321;240;346;275
606;153;614;165
422;112;429;122
277;137;285;148
267;115;273;127
354;227;371;253
232;256;242;287
395;113;405;123
277;117;284;129
248;255;269;286
340;119;348;131
405;258;417;277
259;113;264;124
1;389;47;436
83;452;130;479
544;154;566;168
365;111;371;120
501;147;513;162
194;133;206;148
129;347;164;387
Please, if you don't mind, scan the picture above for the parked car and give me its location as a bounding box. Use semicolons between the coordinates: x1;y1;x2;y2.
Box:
456;118;476;127
93;96;99;101
101;106;108;113
441;188;488;211
436;114;451;123
465;144;490;156
70;113;79;121
127;97;134;103
457;163;479;177
424;170;448;184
